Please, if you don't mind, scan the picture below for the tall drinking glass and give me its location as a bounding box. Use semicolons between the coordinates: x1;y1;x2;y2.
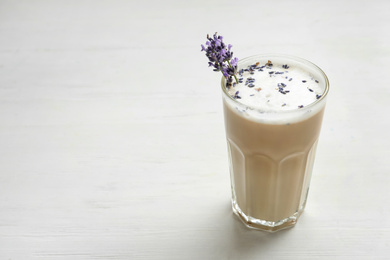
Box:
222;54;329;232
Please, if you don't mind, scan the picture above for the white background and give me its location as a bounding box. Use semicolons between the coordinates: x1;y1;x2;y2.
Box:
0;0;389;259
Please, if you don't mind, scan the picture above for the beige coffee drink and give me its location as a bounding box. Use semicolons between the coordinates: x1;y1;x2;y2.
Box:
222;54;329;232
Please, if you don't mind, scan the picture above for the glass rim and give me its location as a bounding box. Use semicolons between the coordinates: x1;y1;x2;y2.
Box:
221;53;329;114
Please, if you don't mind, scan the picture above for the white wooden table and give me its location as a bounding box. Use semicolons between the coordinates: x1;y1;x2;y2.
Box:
1;0;389;259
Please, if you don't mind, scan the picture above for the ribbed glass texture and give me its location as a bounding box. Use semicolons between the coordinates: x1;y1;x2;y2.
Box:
227;138;318;231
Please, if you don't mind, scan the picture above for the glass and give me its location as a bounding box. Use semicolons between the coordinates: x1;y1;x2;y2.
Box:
222;54;329;232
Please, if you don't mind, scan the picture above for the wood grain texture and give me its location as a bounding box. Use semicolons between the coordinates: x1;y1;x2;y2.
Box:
0;0;389;259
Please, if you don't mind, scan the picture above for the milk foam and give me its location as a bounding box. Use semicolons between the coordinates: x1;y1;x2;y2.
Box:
222;55;328;124
227;60;323;111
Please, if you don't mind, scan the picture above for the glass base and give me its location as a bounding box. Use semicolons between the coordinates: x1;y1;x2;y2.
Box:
232;201;305;232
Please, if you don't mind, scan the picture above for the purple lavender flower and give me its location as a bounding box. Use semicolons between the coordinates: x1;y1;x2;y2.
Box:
201;33;239;86
230;57;238;67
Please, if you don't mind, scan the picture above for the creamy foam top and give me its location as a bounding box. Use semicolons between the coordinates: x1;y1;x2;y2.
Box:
226;60;323;111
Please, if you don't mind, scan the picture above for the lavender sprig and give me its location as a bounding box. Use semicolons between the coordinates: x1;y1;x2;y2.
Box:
201;33;239;86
